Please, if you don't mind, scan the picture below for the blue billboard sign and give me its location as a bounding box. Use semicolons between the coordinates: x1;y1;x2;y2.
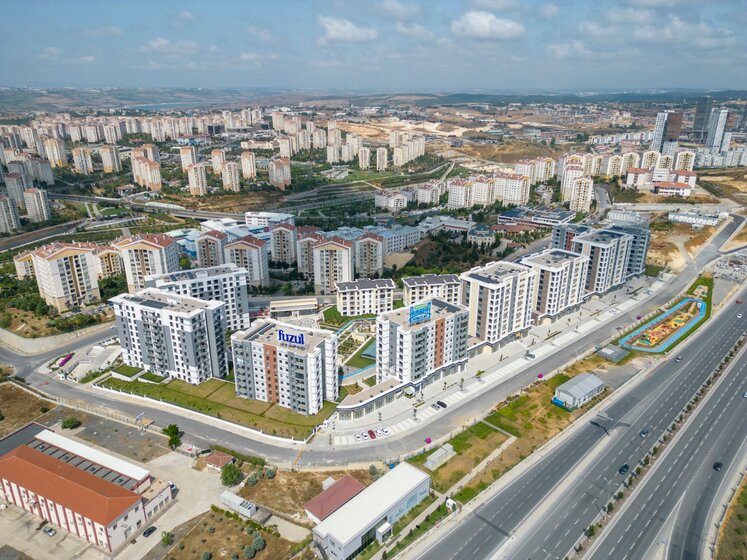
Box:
409;301;432;325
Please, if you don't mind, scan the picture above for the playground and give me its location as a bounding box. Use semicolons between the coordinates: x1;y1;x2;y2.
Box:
620;297;707;353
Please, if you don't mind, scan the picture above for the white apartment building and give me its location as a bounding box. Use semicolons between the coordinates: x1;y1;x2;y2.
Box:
269;158;292;190
224;235;270;287
210;149;226;174
196;230;227;267
114;234;180;293
23;188;52;222
232;320;338;415
111;289;228;384
42;137;67;168
4;173;27;211
354;233;384;277
179;145;197;171
621;152;640;174
187;163;208;196
132;157;162;191
145;263;253;331
99;145;121;173
605;155;623;177
376;299;469;389
270;224;298;265
313;237;354;295
0;196;20;233
30;242;101;312
72;147;94;175
243;211;295;228
91;246;123;279
358;147;371;170
222;161;240;192
376;147;388;171
326;145;339;164
641;150;660;169
402;273;462;306
521;249;589;320
374;191;407;212
241;151;256;179
674;150;695;171
561;164;583;202
13;250;34;279
570;229;632;294
570;177;594;213
295;231;323;278
336;278;395;317
461;261;537;347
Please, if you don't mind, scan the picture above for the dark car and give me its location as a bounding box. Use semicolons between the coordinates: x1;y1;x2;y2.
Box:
143;526;157;538
713;462;723;471
436;401;448;408
736;299;743;304
639;430;650;438
675;356;683;362
367;429;376;440
619;464;630;475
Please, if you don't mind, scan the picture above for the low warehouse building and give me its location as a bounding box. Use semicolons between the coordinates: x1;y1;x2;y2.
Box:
312;463;430;560
552;373;606;410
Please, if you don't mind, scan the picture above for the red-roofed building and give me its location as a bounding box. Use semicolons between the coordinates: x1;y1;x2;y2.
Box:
203;451;235;471
304;476;366;524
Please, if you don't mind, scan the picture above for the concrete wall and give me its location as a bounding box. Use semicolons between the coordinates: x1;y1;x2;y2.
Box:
0;321;113;354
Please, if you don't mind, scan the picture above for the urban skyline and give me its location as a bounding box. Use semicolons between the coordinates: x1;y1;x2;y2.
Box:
1;0;747;91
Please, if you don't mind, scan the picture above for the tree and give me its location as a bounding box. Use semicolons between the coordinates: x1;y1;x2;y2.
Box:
243;546;256;559
162;424;181;449
252;535;266;551
221;462;243;486
161;532;173;546
61;417;81;429
369;465;379;479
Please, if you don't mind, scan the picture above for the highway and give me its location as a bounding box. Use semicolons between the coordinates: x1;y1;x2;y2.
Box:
414;286;747;560
587;343;747;560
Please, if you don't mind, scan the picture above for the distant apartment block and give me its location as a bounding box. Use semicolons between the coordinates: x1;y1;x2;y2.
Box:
196;230;227;267
313;237;354;295
114;234;180;293
336;278;395;317
30;242;101;312
223;235;270;287
402;273;462;306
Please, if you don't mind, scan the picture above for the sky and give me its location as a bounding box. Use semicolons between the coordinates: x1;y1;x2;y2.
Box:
1;0;746;92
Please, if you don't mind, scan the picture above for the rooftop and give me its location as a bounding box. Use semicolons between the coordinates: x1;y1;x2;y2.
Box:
555;373;605;399
111;288;223;315
402;273;460;288
147;264;244;284
522;249;586;268
380;298;465;329
462;261;532;285
233;319;332;352
336;278;396;292
304;475;366;522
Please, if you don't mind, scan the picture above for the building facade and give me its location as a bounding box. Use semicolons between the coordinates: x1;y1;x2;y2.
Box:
114;234;180;293
336;279;395;317
521;249;589;320
224;235;270;287
402;273;462;306
30;242;101;312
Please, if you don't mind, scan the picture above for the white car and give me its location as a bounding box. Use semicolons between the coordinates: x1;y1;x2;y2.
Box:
375;429;385;438
382;427;391;436
354;433;362;442
361;432;369;440
738;313;743;319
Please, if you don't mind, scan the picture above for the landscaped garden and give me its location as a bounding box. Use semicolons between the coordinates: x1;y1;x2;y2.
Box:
98;377;335;439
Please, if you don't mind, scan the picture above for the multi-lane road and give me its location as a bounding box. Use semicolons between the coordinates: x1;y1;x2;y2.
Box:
587;343;747;560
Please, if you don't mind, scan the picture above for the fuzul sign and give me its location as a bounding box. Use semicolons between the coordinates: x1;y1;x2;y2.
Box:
278;329;305;346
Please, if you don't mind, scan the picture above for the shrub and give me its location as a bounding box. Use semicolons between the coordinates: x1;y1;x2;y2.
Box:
252;535;265;551
161;532;173;546
40;406;50;413
208;527;215;534
221;463;243;487
61;417;81;429
202;553;212;560
265;468;275;479
243;546;256;559
247;474;258;486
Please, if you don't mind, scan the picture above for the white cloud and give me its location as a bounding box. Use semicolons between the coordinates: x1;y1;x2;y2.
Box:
451;11;525;40
318;16;377;43
35;46;61;61
540;3;560;18
550;40;591;59
381;0;420;19
396;22;434;41
472;0;518;9
239;52;261;62
81;25;123;37
79;55;95;64
140;37;199;55
177;10;195;22
248;25;273;43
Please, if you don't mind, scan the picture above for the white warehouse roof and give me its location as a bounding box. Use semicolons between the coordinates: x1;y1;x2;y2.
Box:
555;373;605;400
313;462;430;545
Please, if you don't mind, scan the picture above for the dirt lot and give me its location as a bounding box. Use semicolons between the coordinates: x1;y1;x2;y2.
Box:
0;383;57;437
723;221;747;251
455;141;571;164
699;167;747;203
165;510;298;560
240;469;373;521
160;190;283;213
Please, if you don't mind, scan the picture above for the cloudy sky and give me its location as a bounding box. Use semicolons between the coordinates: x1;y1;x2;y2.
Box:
2;0;746;91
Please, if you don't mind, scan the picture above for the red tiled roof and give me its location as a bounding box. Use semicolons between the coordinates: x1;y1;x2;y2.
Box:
225;235;266;248
0;446;141;526
303;476;365;521
203;451;234;468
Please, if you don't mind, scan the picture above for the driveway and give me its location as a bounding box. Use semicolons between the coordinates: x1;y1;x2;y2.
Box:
115;452;224;560
0;507;106;560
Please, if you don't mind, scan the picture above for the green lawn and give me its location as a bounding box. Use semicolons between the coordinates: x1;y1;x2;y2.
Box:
645;263;663;277
98;377;336;439
321;305;376;327
363;375;377;387
346;340;375;369
140;372;165;383
113;365;142;378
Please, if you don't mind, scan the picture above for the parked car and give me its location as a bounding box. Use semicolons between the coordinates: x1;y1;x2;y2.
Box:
436;401;447;408
367;429;376;440
736;299;743;304
375;429;385;438
42;527;57;537
143;526;157;538
382;427;391;436
618;464;630;475
713;462;723;472
738;314;743;319
361;432;369;440
354;433;362;442
431;403;440;411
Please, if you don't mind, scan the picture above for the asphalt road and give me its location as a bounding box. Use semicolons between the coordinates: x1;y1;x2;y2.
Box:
1;217;742;469
415;286;747;560
587;344;747;560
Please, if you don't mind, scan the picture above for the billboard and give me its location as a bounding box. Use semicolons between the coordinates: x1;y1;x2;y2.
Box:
277;329;305;347
409;301;432;325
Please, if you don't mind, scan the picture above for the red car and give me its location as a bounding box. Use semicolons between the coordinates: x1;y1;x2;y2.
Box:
737;299;743;304
367;429;376;439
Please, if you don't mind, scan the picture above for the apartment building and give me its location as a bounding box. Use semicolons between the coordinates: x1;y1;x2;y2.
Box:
570;229;632;293
30;242;101;312
336;279;395;317
521;249;589;320
145;263;252;331
674;150;695;172
99;145;121;173
179;145;197;171
187;163;208;196
42;137;67;168
358;147;371;170
269;158;292;190
244;211;295;228
313;237;354;295
354;233;384;278
111;289;228;384
402;273;461;306
461;261;537;347
270;224;298;265
232;320;338;415
560;164;583;202
91;246;123;279
23;188;52;223
223;235;270;287
376;299;469;389
13;251;34;279
132;157;162;191
114;234;180;293
0;195;21;233
222;161;240;192
374;191;407;212
4;173;27;211
376;147;388;171
210;149;226;174
569;177;594;213
606;223;650;277
240;151;256;179
196;230;227;268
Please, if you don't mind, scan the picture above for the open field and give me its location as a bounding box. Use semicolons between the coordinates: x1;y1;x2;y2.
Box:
0;383;57;437
239;469;373;520
159;190;283;213
166;509;299;560
409;422;509;493
454;141;572;164
99;377;335;439
716;477;747;560
699;167;747;203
